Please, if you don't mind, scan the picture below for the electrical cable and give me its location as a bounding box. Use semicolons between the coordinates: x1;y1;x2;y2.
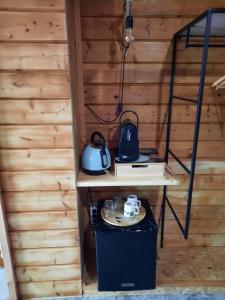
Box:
85;44;129;124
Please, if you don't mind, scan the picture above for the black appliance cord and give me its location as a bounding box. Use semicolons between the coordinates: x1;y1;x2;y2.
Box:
85;44;129;123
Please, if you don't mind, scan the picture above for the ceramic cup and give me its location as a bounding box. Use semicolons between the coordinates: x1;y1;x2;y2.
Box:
124;201;139;218
127;194;141;208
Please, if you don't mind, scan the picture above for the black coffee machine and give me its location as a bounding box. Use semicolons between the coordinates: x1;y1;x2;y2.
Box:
92;199;157;291
118;110;140;162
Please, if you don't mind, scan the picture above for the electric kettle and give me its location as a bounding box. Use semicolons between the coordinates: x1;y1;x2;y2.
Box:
82;132;111;175
119;110;140;162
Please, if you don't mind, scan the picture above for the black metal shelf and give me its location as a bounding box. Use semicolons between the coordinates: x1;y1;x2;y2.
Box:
160;8;225;247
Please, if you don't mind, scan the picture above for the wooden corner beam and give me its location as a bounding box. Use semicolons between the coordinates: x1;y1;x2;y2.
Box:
0;187;18;300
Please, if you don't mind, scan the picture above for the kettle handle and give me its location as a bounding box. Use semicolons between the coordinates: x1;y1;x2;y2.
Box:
90;131;106;148
90;132;108;168
119;110;139;129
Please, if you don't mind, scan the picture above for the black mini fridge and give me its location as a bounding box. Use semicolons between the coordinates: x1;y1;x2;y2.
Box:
92;199;157;291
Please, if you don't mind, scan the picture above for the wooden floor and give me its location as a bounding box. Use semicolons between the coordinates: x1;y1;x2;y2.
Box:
83;247;225;296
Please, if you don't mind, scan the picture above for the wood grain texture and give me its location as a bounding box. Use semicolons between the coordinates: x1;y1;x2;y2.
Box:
164;234;225;247
83;247;225;295
0;72;70;98
84;84;225;105
13;247;80;267
66;0;86;159
7;211;78;230
81;17;191;41
80;0;225;17
3;190;77;212
0;43;68;70
161;220;224;234
85;104;225;124
0;125;73;148
169;160;225;175
18;281;81;298
0;170;76;191
0;11;66;41
0;187;18;299
83;41;225;64
77;167;179;187
10;229;79;249
0;0;65;11
158;247;225;284
83;63;225;84
170;174;225;190
0;0;81;297
0;149;74;170
0;100;72;125
163;205;225;220
87;123;225;142
89;189;225;206
16;264;81;283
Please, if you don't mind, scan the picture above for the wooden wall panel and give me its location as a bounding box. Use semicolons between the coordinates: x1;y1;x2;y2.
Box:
0;43;68;70
0;1;65;11
0;149;74;170
16;265;81;282
10;229;79;249
0;1;81;298
80;0;225;17
7;211;78;230
0;72;70;98
0;12;66;41
0;100;72;125
0;170;75;191
164;234;225;247
85;104;224;124
13;247;80;267
84;84;225;105
0;125;73;148
81;0;225;254
86;123;225;141
81;17;191;41
3;191;77;212
83;63;225;84
83;41;225;64
89;188;225;206
18;281;81;299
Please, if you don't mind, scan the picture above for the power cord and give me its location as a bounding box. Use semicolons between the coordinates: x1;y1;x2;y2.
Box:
85;44;129;123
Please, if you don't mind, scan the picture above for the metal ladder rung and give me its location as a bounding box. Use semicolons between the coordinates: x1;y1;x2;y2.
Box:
187;43;225;48
168;149;191;174
173;95;198;104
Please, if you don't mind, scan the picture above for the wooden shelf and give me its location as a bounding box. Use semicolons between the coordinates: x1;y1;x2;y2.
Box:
77;166;179;187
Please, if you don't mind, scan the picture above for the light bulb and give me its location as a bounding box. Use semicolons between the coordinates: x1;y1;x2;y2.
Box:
125;28;135;43
124;16;134;44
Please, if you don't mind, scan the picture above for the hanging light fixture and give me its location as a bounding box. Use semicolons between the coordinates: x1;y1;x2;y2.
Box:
124;0;134;45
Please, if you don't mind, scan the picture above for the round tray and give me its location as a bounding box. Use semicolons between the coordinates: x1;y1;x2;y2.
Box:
101;205;146;227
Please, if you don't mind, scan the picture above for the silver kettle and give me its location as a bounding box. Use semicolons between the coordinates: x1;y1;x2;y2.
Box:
82;132;111;175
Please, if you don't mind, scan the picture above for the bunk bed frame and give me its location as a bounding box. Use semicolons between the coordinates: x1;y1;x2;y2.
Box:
161;8;225;247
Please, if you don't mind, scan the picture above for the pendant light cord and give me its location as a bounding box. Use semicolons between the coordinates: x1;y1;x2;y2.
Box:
85;44;129;124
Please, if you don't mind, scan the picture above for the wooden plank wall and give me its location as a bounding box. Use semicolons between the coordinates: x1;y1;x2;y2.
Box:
0;1;82;298
80;0;225;248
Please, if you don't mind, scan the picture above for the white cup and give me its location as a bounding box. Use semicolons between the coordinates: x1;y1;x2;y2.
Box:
124;201;139;218
127;194;141;208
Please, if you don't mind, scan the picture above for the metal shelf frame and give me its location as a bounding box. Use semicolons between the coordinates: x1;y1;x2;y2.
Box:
160;8;225;247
